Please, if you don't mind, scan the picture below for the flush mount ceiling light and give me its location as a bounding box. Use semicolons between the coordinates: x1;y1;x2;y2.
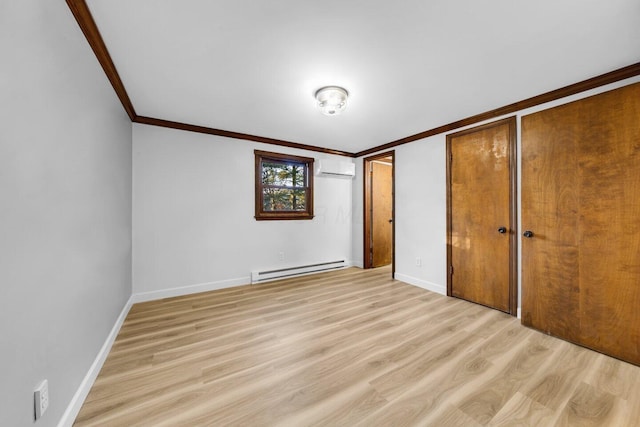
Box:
315;86;349;116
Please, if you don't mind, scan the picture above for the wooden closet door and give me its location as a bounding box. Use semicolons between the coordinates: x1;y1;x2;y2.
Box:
447;117;517;314
522;82;640;365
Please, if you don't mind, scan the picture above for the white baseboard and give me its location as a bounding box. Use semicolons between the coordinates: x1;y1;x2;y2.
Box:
132;262;361;303
394;273;446;295
131;276;251;303
57;296;133;427
350;260;364;269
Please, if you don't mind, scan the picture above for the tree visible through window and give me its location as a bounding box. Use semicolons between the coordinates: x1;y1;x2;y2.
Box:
255;150;314;220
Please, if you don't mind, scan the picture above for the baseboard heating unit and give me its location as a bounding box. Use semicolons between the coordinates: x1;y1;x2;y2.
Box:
251;260;347;284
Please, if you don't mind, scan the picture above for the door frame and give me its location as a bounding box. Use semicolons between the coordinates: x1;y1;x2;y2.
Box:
446;117;518;316
363;151;395;274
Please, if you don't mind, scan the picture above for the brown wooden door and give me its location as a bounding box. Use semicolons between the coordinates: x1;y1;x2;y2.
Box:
447;118;516;314
371;161;393;267
522;83;640;365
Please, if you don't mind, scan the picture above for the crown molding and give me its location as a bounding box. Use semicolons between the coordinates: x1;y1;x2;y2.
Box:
66;2;639;159
66;0;136;120
66;0;355;157
134;116;355;157
355;62;640;157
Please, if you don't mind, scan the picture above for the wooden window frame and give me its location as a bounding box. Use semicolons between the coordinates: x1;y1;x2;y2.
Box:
254;150;314;221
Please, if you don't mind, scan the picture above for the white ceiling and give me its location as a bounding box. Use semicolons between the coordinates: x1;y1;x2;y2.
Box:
86;0;640;154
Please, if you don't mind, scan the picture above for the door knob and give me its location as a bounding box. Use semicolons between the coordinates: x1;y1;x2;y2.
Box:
523;230;534;238
388;219;393;223
498;227;507;234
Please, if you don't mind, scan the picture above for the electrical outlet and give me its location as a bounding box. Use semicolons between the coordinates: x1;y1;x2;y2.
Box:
416;257;422;267
34;379;48;420
278;252;285;261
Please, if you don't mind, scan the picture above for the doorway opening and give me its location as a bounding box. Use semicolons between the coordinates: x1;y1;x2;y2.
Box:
363;151;395;276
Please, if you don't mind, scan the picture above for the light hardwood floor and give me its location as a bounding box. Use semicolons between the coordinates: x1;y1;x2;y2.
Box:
75;267;640;426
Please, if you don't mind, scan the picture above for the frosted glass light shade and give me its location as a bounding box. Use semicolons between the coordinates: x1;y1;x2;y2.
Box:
315;86;348;115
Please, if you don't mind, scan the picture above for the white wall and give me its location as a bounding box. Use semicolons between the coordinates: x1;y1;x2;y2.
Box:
350;160;364;268
394;136;447;294
132;124;353;299
354;76;640;308
350;141;447;293
0;2;132;426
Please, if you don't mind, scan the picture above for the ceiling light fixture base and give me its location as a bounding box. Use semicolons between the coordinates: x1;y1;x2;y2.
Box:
315;86;349;116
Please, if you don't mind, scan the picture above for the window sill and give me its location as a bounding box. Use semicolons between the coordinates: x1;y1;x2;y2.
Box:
254;214;315;221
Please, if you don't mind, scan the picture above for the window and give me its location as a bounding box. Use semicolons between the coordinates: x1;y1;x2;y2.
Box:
254;150;314;220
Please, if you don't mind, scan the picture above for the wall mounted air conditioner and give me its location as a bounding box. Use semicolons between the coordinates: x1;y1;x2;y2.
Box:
315;159;355;177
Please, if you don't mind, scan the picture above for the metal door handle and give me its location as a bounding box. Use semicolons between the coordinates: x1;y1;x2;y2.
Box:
498;227;507;234
389;219;393;223
523;230;534;238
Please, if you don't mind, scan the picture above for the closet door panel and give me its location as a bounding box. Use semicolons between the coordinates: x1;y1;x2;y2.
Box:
521;109;580;343
447;118;516;314
522;82;640;365
576;86;640;362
